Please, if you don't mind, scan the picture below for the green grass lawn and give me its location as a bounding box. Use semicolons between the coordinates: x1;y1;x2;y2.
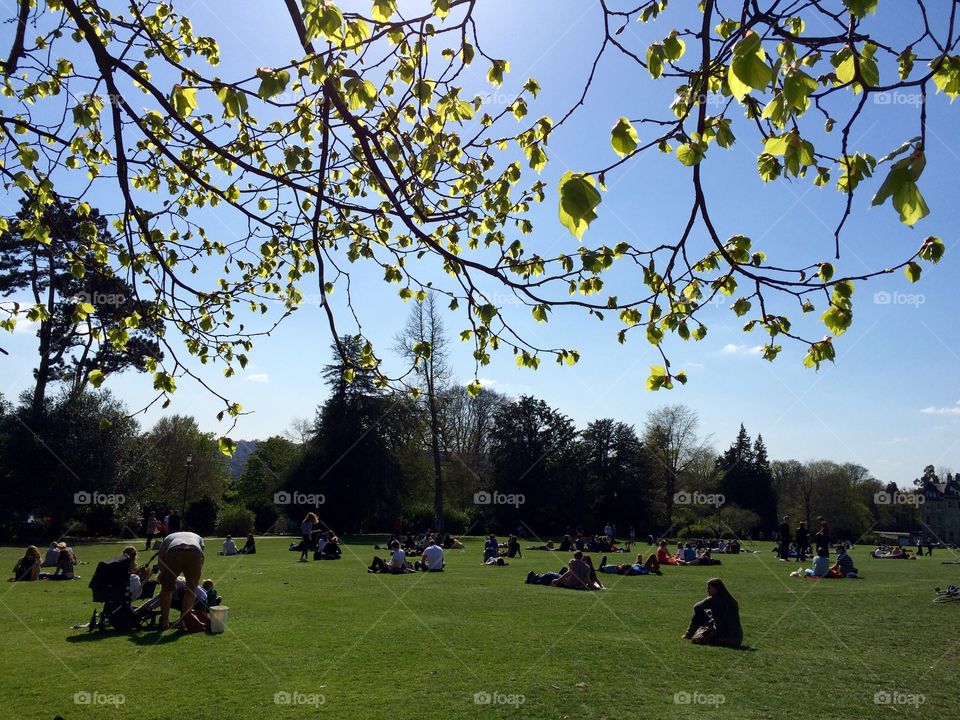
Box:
1;538;957;719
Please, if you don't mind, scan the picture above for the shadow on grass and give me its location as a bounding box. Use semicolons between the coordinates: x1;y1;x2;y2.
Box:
65;628;190;645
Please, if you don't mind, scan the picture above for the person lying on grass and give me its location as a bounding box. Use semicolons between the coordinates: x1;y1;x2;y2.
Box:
526;540;555;551
369;540;411;574
485;557;508;566
598;553;662;576
682;578;743;648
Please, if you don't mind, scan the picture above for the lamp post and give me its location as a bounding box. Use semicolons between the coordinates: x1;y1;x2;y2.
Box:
181;453;193;521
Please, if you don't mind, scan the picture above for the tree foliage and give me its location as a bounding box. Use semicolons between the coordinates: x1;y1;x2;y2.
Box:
0;1;953;423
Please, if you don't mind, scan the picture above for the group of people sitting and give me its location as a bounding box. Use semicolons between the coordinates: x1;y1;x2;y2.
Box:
525;550;604;589
368;537;445;573
656;541;722;566
484;534;521;562
10;543;80;582
396;531;463;555
870;545;916;559
218;533;257;556
790;545;859;578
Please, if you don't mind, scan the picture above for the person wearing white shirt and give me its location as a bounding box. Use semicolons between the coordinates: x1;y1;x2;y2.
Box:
368;540;409;574
415;541;445;572
220;535;238;556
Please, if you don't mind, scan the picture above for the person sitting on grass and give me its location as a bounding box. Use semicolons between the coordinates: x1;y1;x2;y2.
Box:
220;535;238;556
483;534;499;563
553;551;603;590
682;578;743;648
414;539;445;572
558;535;573;552
657;540;680;566
320;534;342;559
10;546;41;582
828;545;859;578
503;535;522;559
801;548;830;578
369;540;410;574
238;533;256;555
42;542;60;568
40;545;78;580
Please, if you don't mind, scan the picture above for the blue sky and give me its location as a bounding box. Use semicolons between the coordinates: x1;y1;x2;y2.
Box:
2;0;958;486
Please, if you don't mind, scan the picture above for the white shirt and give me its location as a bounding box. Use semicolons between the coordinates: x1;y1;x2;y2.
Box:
389;549;406;569
222;539;238;555
129;573;143;601
317;538;328;553
160;532;205;554
421;544;444;570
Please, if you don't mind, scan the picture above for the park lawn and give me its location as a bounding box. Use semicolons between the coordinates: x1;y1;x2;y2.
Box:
0;538;957;719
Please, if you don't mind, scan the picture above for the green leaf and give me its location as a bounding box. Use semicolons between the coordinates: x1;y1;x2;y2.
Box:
842;0;878;18
487;59;510;87
557;171;602;240
218;437;238;457
905;261;922;283
728;31;772;100
818;263;834;282
918;236;945;264
216;85;248;119
371;0;397;23
610;117;638;157
88;369;106;388
676;142;706;166
256;68;291;100
171;85;198;118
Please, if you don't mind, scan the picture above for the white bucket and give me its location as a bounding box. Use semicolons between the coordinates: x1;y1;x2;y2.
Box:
208;605;229;634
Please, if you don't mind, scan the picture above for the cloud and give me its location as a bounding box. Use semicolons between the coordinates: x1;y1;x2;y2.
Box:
920;401;960;416
245;373;269;383
477;377;497;387
13;318;39;334
721;343;763;356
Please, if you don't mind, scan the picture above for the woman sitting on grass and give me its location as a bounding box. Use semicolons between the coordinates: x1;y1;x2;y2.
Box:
40;545;78;580
503;535;522;559
238;533;256;554
10;546;41;582
799;548;830;577
682;578;743;648
656;540;680;566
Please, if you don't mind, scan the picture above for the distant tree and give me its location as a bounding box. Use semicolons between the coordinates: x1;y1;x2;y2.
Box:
235;435;300;506
0;197;162;413
643;404;710;527
580;418;655;534
394;294;452;528
140;415;230;515
489;395;579;533
0;388;141;535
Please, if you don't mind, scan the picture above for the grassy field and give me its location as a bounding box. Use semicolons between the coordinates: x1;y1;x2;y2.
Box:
1;537;957;719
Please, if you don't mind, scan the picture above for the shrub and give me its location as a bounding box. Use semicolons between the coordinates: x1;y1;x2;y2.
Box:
216;506;255;537
679;524;715;539
402;504;473;534
185;496;218;536
246;498;279;533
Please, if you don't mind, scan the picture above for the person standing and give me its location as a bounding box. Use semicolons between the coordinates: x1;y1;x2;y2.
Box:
815;516;830;556
778;516;791;561
166;509;182;534
926;538;934;556
299;512;318;562
795;521;810;563
144;511;158;550
156;531;205;630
